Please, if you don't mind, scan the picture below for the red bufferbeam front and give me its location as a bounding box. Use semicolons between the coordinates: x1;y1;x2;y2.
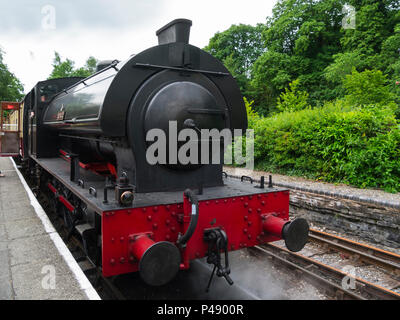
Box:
102;189;300;279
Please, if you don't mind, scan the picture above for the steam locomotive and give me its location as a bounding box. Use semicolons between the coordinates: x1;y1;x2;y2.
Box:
19;19;309;288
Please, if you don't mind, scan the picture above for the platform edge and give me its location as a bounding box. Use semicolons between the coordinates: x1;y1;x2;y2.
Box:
10;157;101;300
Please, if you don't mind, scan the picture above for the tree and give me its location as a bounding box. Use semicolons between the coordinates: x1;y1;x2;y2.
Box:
340;1;400;64
48;52;74;79
343;69;397;107
324;51;364;84
323;51;365;98
251;0;347;114
48;52;98;79
73;56;98;78
0;48;24;101
204;24;266;97
250;50;294;114
205;0;400;116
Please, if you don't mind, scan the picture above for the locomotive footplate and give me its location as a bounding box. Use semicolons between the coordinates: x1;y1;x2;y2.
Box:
30;156;291;212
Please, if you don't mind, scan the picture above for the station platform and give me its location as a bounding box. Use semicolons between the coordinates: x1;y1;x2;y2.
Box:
0;157;100;300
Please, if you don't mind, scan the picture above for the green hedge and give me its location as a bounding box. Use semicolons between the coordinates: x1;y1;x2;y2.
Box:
248;100;400;193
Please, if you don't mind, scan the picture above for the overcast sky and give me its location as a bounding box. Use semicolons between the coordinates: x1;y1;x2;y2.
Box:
0;0;277;93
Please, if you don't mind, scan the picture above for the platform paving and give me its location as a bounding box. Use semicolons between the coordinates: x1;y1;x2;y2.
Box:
0;157;100;300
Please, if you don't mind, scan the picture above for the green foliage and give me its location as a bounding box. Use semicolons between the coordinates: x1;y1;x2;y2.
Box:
48;52;74;79
73;56;98;78
241;0;400;115
0;48;24;101
204;24;266;97
248;101;400;193
250;0;346;113
244;98;259;129
249;51;293;114
205;0;400;115
340;1;399;58
48;52;98;79
276;79;310;112
324;51;364;84
343;69;397;108
214;0;400;193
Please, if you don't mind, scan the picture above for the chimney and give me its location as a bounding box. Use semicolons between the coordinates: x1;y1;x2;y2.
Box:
156;19;192;45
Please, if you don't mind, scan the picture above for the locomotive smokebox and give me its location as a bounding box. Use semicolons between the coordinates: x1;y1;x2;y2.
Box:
130;235;181;286
262;216;309;252
156;18;192;45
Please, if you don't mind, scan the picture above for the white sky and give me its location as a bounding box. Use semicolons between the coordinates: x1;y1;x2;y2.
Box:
0;0;277;93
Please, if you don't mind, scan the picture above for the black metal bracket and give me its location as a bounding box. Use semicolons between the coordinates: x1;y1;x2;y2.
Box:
89;187;97;198
77;179;85;189
103;177;116;204
203;228;233;292
133;63;230;76
241;175;253;184
254;176;265;189
68;153;79;182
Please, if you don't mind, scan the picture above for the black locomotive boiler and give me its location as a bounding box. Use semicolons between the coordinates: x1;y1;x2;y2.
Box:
19;19;309;287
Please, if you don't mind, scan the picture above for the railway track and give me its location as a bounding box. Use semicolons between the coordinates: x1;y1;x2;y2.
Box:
308;229;400;276
248;228;400;300
248;245;365;300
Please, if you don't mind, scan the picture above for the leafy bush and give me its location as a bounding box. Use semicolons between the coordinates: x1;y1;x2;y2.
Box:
244;97;260;128
343;69;397;108
246;99;400;193
276;79;310;113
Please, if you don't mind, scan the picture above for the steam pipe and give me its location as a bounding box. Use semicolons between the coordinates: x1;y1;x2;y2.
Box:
177;189;199;247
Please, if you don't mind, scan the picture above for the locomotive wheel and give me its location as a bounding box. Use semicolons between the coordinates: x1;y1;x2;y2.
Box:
49;197;60;214
31;187;40;198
